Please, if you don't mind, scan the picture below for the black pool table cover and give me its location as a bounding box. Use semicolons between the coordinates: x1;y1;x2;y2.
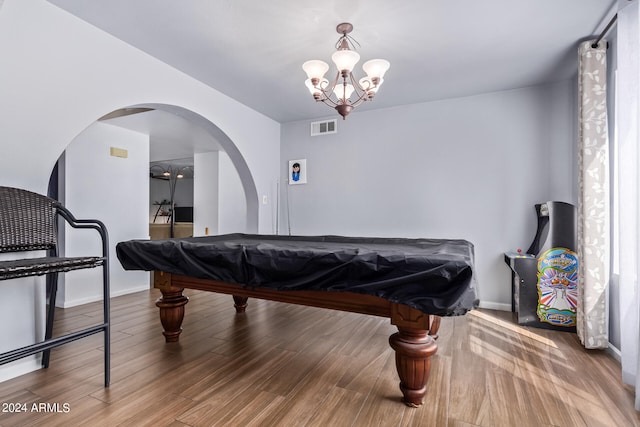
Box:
116;233;478;316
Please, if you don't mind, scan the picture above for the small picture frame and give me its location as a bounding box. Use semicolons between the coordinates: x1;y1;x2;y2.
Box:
288;159;307;185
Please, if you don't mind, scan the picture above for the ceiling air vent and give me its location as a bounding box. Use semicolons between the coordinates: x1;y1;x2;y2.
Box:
310;119;337;136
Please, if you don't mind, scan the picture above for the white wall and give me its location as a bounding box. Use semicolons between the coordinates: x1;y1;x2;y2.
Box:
219;151;249;234
191;150;251;236
0;0;279;223
194;151;220;236
0;0;279;382
63;122;150;306
0;269;43;381
280;81;577;309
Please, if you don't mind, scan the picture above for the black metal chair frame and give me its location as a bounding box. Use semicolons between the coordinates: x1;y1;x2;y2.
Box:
0;186;110;386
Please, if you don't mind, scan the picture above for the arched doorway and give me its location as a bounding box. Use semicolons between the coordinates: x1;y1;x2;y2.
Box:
107;103;259;233
52;103;261;306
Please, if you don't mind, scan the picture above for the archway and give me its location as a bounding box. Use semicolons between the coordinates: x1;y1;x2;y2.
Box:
130;103;259;233
51;103;262;306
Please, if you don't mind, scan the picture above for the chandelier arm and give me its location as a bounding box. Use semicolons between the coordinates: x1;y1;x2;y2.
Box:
359;78;374;92
317;91;339;108
350;72;366;96
316;71;343;107
347;72;369;106
350;94;369;108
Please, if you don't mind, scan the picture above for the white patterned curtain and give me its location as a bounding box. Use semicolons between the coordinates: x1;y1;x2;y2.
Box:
616;0;640;411
576;40;610;349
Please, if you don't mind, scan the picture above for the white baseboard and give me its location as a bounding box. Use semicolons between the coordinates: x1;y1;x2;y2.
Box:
0;356;40;383
607;343;621;362
60;284;151;308
111;285;152;297
478;301;511;311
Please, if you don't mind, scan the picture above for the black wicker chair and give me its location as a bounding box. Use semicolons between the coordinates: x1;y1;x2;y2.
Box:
0;186;110;386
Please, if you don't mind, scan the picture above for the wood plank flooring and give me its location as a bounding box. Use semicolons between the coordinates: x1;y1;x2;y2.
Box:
0;288;638;427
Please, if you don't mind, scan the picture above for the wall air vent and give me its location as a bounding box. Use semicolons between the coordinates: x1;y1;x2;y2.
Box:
310;119;337;136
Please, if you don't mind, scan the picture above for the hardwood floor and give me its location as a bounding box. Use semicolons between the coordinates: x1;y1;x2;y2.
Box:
0;288;638;427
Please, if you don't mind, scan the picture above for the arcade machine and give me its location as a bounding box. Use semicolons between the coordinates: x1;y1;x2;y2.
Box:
504;201;578;331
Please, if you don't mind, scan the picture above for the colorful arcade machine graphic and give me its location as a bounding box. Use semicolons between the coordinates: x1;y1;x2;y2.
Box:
504;201;577;331
536;247;578;327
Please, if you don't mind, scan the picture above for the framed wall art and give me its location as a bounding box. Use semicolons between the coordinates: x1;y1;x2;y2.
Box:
288;159;307;185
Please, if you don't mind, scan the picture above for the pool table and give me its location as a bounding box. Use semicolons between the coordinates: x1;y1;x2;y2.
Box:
117;233;478;406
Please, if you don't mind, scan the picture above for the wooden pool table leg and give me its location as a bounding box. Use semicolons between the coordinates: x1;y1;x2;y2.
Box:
232;295;248;313
389;327;438;407
389;305;438;407
429;315;441;340
154;274;189;343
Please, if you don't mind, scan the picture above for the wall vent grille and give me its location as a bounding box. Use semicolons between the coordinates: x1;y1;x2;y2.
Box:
310;119;337;136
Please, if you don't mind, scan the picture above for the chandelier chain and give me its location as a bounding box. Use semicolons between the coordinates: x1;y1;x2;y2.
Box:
335;34;361;51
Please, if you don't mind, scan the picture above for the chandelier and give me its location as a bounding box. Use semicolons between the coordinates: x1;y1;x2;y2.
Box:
302;23;390;120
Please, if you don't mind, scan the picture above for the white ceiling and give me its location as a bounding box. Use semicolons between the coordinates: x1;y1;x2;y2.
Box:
48;0;615;124
47;0;616;162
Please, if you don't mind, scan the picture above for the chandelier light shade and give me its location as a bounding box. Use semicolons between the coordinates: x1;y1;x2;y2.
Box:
331;49;360;73
302;22;390;119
